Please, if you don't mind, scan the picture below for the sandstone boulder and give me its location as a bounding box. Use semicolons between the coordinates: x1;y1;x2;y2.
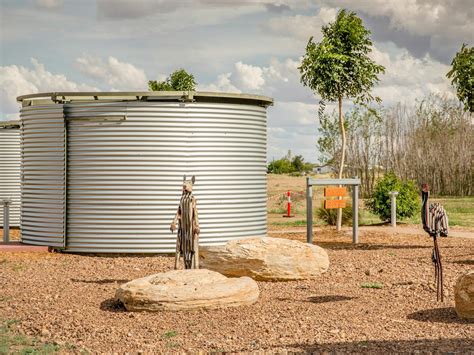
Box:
200;237;329;281
115;269;259;311
454;269;474;319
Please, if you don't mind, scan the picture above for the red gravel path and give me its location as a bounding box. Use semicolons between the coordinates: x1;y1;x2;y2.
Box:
1;227;473;353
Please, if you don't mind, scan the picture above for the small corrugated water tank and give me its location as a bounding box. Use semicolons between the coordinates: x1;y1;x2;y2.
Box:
17;91;273;253
0;120;21;227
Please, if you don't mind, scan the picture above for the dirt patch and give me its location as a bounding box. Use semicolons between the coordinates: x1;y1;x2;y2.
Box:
1;228;473;353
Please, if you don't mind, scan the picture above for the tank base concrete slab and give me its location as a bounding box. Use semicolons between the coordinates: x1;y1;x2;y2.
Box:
0;242;49;253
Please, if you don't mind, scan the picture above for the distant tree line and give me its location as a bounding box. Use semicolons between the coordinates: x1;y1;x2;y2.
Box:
318;95;473;197
267;151;314;174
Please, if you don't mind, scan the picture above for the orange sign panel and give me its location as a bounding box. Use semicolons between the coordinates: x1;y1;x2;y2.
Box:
324;199;347;209
324;187;347;197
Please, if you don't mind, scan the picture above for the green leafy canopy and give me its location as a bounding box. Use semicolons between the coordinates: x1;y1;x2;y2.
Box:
447;44;473;113
149;68;196;91
299;9;385;105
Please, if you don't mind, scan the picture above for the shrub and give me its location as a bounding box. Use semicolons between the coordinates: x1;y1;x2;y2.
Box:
367;172;420;221
317;204;357;226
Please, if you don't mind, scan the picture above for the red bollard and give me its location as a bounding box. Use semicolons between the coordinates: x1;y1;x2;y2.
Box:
283;190;294;218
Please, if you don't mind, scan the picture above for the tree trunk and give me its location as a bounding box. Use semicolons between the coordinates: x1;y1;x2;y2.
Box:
336;96;346;231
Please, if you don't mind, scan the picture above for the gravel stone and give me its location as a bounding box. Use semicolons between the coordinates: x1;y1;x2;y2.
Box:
1;226;473;353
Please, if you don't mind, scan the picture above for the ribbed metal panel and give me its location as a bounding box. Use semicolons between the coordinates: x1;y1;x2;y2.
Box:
64;101;267;252
20;105;65;247
0;125;21;227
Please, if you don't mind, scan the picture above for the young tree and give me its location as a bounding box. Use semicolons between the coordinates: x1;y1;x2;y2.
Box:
299;9;385;230
149;69;197;91
447;44;473;113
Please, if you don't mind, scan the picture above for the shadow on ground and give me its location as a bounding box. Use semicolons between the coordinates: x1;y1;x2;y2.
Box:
71;278;129;284
451;259;474;265
100;298;127;313
276;295;356;304
316;242;432;251
407;307;472;324
307;295;355;303
277;338;474;353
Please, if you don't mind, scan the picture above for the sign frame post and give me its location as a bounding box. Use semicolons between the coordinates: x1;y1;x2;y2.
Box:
306;177;361;244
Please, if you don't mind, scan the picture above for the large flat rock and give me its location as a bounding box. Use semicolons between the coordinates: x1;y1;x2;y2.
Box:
454;269;474;319
115;269;259;311
200;237;329;281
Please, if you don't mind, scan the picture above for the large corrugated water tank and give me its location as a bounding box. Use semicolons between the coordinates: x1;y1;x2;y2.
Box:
17;92;273;253
0;120;21;227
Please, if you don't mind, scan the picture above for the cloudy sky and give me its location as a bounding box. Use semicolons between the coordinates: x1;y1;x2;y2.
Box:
1;0;472;162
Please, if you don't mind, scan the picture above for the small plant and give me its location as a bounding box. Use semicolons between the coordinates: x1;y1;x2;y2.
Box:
1;319;55;353
366;172;420;222
161;330;178;339
166;341;180;349
11;264;24;272
361;282;383;289
317;204;357;226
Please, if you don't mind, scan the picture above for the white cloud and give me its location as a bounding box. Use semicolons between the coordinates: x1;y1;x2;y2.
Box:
322;0;473;61
0;58;97;120
200;41;455;162
198;73;241;93
35;0;63;9
96;0;296;19
267;101;320;162
370;45;455;105
203;57;314;103
263;6;338;41
325;0;473;39
75;55;148;91
233;62;266;91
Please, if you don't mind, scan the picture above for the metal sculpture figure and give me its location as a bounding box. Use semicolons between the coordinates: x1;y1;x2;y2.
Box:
421;184;448;302
170;175;200;269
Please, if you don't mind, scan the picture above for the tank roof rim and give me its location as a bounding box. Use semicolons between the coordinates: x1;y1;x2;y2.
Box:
16;91;273;106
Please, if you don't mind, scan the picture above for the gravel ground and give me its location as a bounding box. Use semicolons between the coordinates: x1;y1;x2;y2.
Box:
1;228;473;353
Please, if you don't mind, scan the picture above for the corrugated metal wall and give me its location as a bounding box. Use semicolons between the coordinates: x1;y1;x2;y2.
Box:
20;105;66;247
0;124;21;227
65;101;267;252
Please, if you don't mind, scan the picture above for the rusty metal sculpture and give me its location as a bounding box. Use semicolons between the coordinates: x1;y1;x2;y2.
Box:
170;175;200;269
421;184;448;302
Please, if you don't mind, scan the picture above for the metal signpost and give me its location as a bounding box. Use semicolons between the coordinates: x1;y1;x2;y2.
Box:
306;177;361;244
2;199;11;243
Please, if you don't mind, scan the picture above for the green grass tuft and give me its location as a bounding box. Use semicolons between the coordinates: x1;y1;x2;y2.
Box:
161;330;178;339
361;282;384;289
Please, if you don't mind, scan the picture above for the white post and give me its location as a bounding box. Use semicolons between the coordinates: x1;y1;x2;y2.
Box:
389;191;399;227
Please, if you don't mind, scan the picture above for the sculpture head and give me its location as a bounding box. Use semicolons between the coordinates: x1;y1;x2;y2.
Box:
182;175;195;193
